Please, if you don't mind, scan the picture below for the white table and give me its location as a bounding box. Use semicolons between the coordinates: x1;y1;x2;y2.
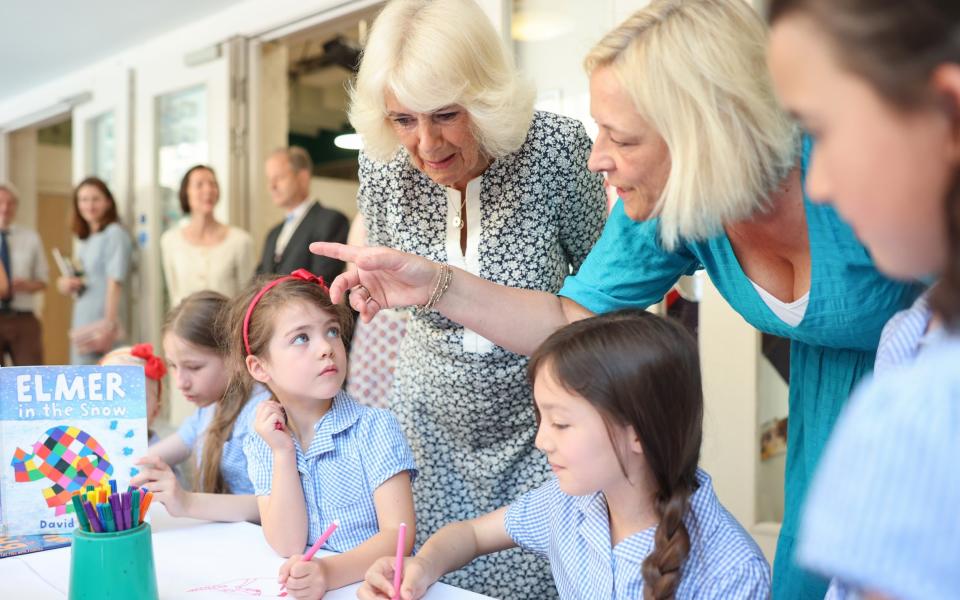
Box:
1;506;495;599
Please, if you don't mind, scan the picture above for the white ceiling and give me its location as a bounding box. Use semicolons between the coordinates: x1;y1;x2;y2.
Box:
0;0;242;98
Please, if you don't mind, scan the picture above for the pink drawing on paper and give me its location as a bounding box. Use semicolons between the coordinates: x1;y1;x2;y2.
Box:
187;577;286;597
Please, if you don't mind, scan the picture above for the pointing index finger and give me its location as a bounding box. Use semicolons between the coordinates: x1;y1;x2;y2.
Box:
309;242;356;261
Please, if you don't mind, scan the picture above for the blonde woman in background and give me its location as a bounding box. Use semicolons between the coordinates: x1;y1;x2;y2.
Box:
161;165;254;307
316;1;923;597
343;0;608;596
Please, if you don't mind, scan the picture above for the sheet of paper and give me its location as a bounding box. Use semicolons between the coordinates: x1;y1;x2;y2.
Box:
17;516;495;599
1;554;66;599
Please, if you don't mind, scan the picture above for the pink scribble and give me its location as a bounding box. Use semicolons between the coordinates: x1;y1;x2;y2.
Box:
187;577;280;597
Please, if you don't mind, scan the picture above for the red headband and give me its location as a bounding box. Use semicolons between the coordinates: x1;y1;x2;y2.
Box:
242;269;329;356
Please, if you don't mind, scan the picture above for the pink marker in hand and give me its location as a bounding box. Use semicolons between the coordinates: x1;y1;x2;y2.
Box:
279;520;339;597
392;522;407;600
303;520;339;561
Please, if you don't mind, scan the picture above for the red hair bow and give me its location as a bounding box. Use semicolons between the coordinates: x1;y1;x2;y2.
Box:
289;268;329;293
131;343;167;382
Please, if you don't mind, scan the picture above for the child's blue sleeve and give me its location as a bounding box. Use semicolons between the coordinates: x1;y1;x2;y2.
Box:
176;406;207;448
503;479;560;556
701;557;772;599
361;409;417;491
797;340;960;599
242;433;274;496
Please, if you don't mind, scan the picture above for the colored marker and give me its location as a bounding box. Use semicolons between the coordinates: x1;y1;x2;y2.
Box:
109;495;123;531
139;491;154;522
122;492;133;530
105;502;118;532
121;493;131;530
118;492;127;530
97;504;114;532
83;500;103;533
391;523;407;600
130;489;141;527
280;520;340;597
109;479;118;495
71;495;91;532
303;520;340;561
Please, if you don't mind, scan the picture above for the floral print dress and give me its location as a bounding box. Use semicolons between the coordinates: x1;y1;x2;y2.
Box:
359;111;607;599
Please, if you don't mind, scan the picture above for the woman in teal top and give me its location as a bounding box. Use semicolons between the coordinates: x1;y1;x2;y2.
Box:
560;138;921;599
311;2;920;597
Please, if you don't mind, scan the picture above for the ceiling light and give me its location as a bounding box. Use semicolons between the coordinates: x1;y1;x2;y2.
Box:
511;8;574;42
334;133;363;150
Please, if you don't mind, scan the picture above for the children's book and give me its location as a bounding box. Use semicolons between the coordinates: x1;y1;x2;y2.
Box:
0;532;71;558
0;365;148;536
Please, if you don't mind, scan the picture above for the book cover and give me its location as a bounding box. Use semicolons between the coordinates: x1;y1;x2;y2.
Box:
0;365;148;536
0;532;71;558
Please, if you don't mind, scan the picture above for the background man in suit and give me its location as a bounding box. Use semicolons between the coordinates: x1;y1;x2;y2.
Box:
0;182;49;365
256;146;349;282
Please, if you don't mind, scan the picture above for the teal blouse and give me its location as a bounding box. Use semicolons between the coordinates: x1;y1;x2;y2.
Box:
558;139;922;599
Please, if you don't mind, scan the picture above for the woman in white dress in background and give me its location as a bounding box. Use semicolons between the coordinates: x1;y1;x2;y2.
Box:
161;165;254;306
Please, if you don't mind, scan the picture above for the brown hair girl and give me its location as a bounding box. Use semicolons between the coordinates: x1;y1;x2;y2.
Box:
529;309;703;599
223;273;353;435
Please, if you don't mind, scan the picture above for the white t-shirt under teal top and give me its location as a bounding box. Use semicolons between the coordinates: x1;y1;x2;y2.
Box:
176;385;270;494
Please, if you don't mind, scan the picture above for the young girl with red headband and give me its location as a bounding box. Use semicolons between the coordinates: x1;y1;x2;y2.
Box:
132;290;270;523
231;269;416;598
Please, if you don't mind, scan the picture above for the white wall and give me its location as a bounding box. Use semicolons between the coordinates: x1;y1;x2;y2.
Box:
514;0;652;135
310;176;360;221
699;280;783;562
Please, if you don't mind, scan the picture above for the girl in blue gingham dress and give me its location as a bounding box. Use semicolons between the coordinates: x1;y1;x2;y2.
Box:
132;291;269;521
360;311;770;600
234;271;416;599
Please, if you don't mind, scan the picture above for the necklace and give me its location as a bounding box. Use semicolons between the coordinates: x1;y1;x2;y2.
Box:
452;192;467;229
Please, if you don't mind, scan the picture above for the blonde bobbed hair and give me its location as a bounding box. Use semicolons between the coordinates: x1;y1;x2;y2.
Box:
586;0;799;249
349;0;535;162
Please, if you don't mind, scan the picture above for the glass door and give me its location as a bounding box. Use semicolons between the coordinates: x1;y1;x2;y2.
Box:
134;38;247;424
71;68;135;344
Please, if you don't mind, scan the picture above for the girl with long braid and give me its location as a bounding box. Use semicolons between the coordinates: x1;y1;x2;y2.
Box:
359;310;769;600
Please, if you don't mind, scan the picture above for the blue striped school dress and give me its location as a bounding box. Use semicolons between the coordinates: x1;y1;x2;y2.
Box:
176;385;270;494
243;390;416;552
504;469;770;599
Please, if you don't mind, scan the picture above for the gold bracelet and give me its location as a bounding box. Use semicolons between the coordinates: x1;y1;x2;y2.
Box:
434;263;453;308
420;263;452;312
